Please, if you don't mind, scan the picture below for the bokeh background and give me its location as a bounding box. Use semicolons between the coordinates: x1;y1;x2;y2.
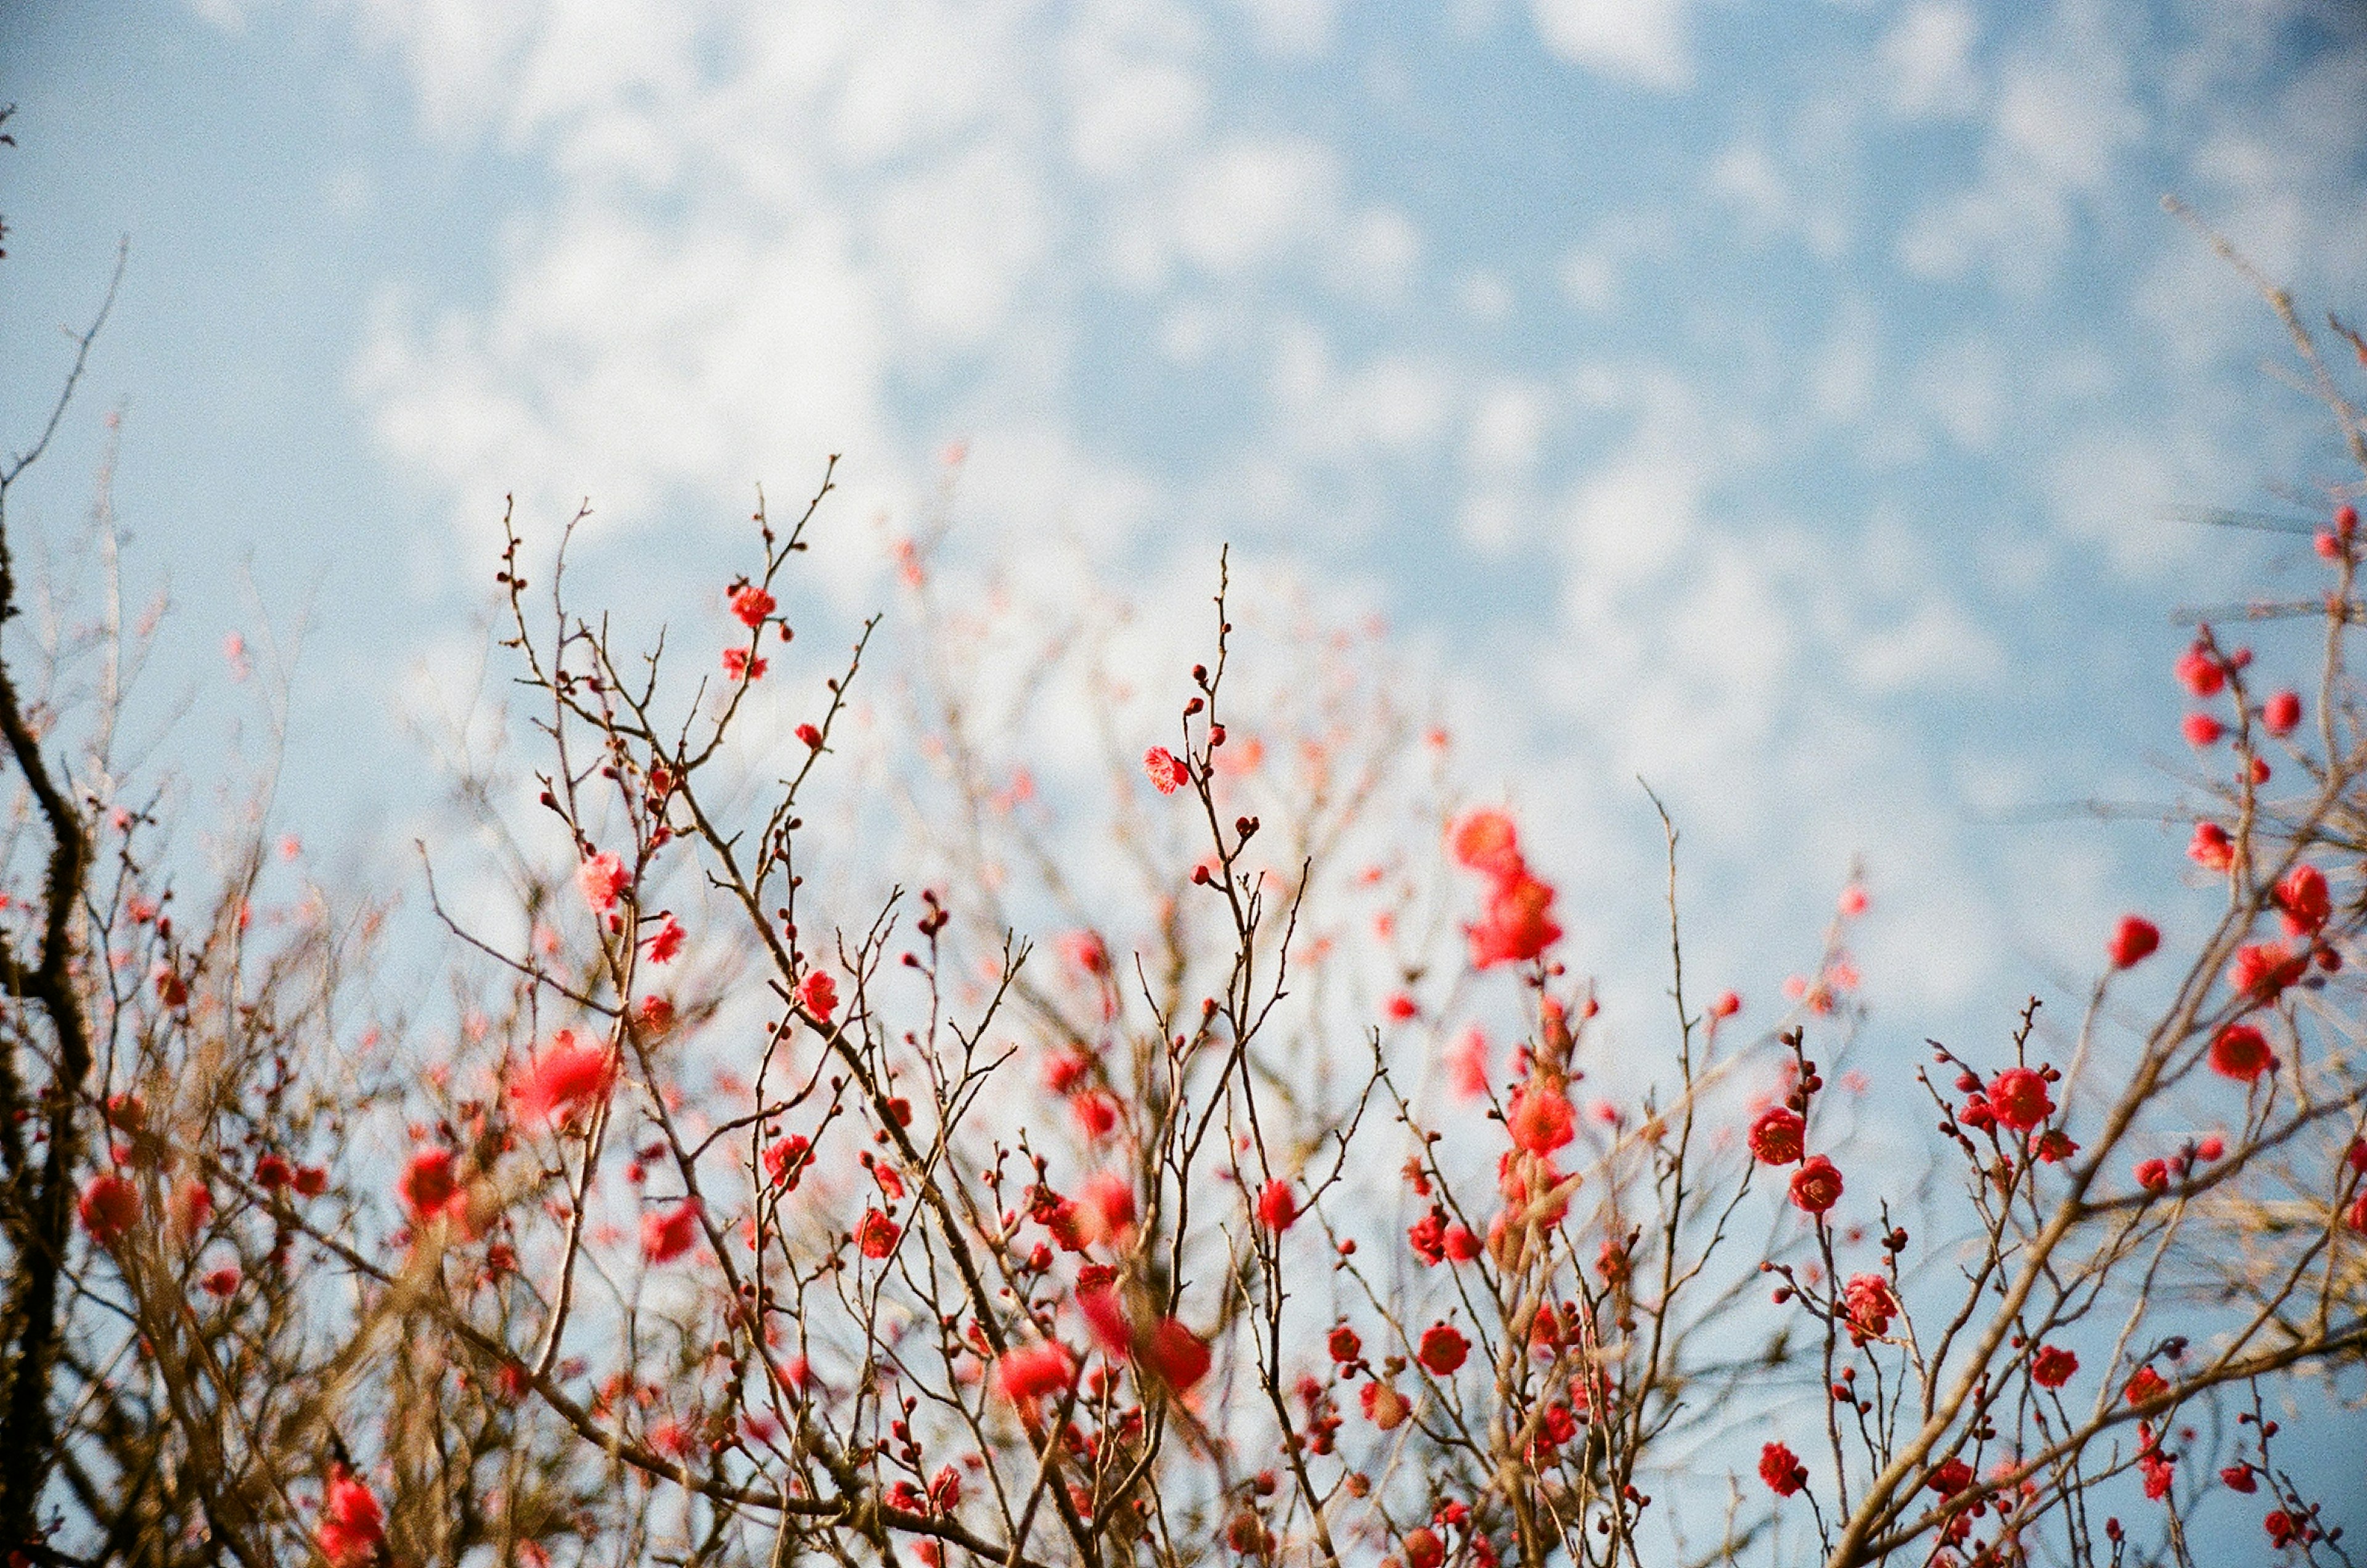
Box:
4;0;2367;1537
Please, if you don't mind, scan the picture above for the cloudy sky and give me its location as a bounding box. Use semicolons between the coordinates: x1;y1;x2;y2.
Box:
6;0;2367;1036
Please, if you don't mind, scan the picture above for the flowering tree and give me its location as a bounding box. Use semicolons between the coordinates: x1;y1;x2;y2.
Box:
4;218;2366;1568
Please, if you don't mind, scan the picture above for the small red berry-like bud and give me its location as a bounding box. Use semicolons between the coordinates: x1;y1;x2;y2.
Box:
2181;713;2224;749
2262;690;2302;736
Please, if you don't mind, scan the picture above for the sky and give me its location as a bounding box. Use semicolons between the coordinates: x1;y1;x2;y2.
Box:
7;0;2367;1107
6;0;2367;1545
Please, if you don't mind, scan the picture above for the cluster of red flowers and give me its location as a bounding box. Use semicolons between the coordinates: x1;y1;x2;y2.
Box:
1448;810;1563;969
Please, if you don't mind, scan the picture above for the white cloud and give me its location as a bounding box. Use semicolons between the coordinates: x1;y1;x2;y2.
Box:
1879;2;1981;120
1529;0;1691;89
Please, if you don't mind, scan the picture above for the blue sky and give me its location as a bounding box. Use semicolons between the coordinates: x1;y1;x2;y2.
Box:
7;0;2367;1541
10;0;2367;1028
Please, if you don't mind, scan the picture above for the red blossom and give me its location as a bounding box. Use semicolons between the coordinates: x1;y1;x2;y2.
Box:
2263;689;2302;735
799;970;838;1024
1327;1324;1362;1363
795;722;822;748
1507;1084;1576;1156
2183;712;2225;748
1759;1442;1808;1497
2210;1023;2273;1082
2175;643;2225;698
1141;1317;1212;1391
2220;1464;2257;1493
399;1147;462;1225
2229;941;2304;1005
1466;869;1563;968
2107;915;2160;969
1448;809;1523;879
1926;1458;1973;1497
1256;1179;1298;1232
1417;1323;1468;1376
763;1135;811;1190
315;1470;385;1568
645;915;685;964
643;1199;701;1264
2124;1366;2168;1406
1446;1027;1490;1099
731;584;776;627
993;1341;1076;1402
723;646;767;682
1987;1067;2054;1132
2032;1344;2079;1389
2187;821;2234;871
1361;1378;1409;1429
1708;990;1741;1019
78;1174;140;1246
1403;1528;1444;1568
1842;1273;1897;1344
1748;1105;1805;1166
2274;864;2330;936
1384;992;1419;1022
856;1208;901;1260
2267;1509;2299;1547
578;850;629;912
1788;1154;1844;1215
2135;1157;2170;1193
513;1032;618;1127
1143;746;1190;794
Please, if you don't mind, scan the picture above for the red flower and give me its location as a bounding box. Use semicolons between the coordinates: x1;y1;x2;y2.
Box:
513;1031;617;1126
1143;746;1190;794
1708;990;1741;1019
2274;864;2330;936
1838;883;1870;918
1077;1283;1132;1359
731;584;776;627
2175;644;2224;698
1842;1273;1897;1344
1443;1225;1481;1262
645;915;685;964
2031;1345;2078;1389
578;850;629;912
2035;1128;2079;1164
763;1134;811;1190
2209;1023;2273;1082
1077;1172;1137;1244
1403;1528;1444;1568
799;970;838;1024
78;1174;141;1246
2229;942;2304;1005
1060;930;1110;976
2262;689;2302;736
2183;712;2224;748
1141;1317;1212;1391
1987;1067;2054;1132
1926;1458;1973;1497
1788;1154;1844;1215
1071;1090;1120;1140
200;1265;240;1298
2267;1509;2299;1548
1328;1324;1362;1363
1448;809;1523;880
316;1469;385;1568
856;1208;900;1260
1508;1085;1576;1156
643;1199;701;1264
1748;1105;1805;1166
1256;1179;1298;1232
637;994;675;1033
399;1147;462;1224
1466;869;1563;968
2107;915;2159;969
2124;1366;2168;1406
2220;1464;2257;1493
1417;1323;1468;1376
1361;1378;1409;1428
2187;821;2234;870
723;646;768;682
1384;992;1419;1022
993;1341;1077;1402
1759;1441;1808;1497
795;722;822;748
